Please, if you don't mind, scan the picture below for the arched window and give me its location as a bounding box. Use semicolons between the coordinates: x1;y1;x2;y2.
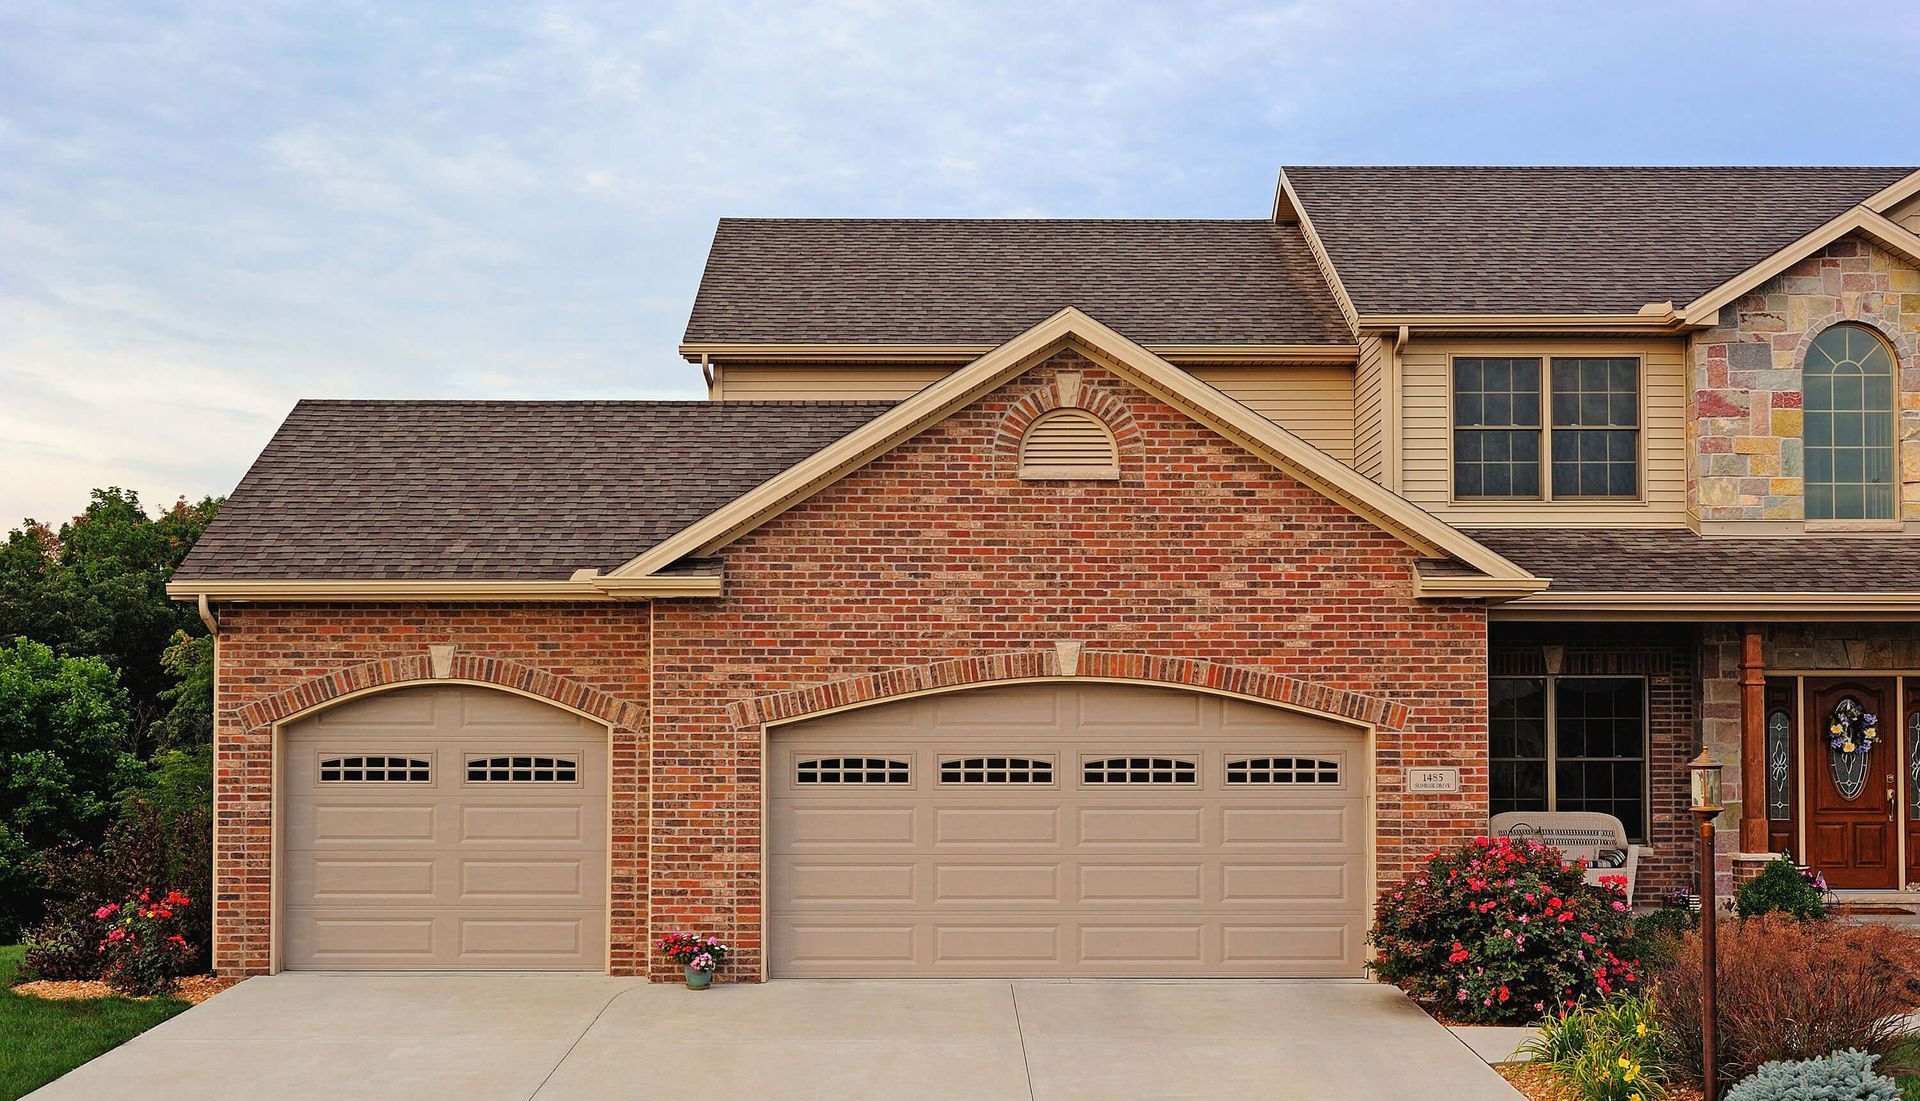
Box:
1804;323;1897;520
1018;409;1118;480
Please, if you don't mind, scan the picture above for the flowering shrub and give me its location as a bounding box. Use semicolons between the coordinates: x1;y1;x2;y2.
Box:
96;888;196;996
1523;994;1667;1101
656;931;731;973
1369;835;1640;1024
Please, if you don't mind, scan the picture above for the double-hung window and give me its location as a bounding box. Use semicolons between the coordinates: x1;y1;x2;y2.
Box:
1454;356;1640;499
1489;675;1648;842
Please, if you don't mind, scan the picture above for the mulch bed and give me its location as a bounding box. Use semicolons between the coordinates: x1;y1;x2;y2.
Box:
1498;1063;1702;1101
12;974;240;1005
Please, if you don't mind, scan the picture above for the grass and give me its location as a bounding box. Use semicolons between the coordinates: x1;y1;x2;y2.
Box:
0;945;191;1100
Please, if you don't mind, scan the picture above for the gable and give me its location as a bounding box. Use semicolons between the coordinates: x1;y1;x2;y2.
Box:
607;308;1541;596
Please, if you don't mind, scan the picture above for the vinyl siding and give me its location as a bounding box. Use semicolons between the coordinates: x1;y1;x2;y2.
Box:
718;363;1358;462
1400;337;1689;526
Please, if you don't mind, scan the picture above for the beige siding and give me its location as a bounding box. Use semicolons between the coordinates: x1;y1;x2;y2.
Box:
1400;337;1689;526
1351;335;1388;483
716;364;948;401
1189;366;1355;461
1888;193;1920;235
716;362;1359;463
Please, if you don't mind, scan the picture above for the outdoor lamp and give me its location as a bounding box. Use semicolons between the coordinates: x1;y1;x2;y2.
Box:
1690;748;1724;815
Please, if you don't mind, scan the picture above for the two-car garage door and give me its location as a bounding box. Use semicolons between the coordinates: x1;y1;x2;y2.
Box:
769;682;1369;978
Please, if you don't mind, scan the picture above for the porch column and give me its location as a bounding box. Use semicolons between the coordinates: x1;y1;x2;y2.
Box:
1739;624;1769;852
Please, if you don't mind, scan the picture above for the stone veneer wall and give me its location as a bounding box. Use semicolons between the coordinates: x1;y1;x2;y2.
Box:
1690;236;1920;523
1490;625;1697;901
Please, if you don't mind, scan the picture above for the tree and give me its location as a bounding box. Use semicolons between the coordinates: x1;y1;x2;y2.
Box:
0;488;220;754
0;637;143;937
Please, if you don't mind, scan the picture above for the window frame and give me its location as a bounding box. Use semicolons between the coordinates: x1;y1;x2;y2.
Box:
1801;322;1900;525
1488;674;1650;843
1448;353;1647;505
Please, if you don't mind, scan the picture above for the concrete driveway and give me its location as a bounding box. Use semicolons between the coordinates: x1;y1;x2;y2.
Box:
28;974;1521;1101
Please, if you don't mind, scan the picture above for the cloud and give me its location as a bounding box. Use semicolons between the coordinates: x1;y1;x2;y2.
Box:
1;0;1917;525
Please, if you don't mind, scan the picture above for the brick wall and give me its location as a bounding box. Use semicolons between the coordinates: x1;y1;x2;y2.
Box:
1690;235;1920;523
649;347;1490;980
1490;624;1697;901
210;602;651;975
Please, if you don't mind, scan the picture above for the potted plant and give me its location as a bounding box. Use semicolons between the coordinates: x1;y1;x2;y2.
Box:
657;931;731;989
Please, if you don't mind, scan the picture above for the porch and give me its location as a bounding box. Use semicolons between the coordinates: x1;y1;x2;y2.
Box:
1488;623;1920;899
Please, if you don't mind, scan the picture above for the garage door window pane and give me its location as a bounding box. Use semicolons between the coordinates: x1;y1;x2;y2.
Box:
1082;756;1197;784
796;757;910;784
940;757;1054;783
319;755;430;783
1226;757;1339;784
466;755;578;783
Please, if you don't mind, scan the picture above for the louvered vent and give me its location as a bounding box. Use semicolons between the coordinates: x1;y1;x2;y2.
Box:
1018;410;1119;479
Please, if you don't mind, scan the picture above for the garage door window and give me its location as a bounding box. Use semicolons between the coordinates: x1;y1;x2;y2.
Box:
1226;756;1340;784
466;755;578;783
1082;756;1197;784
796;757;911;784
318;755;430;783
940;756;1054;784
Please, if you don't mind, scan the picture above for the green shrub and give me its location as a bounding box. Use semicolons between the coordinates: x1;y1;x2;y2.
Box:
1736;854;1828;921
1623;901;1697;971
1369;835;1639;1024
31;794;213;979
19;911;99;981
1723;1050;1899;1101
1523;994;1667;1101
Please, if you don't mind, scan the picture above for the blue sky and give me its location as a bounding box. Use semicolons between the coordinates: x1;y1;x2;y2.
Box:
3;1;1917;525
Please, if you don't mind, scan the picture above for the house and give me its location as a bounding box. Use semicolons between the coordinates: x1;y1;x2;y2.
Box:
169;165;1920;980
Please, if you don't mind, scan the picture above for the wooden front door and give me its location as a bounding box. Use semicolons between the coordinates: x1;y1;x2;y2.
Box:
1804;678;1898;889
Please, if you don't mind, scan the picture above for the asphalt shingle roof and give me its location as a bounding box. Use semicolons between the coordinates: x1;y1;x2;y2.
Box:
174;400;894;582
682;219;1352;346
1446;528;1920;593
1284;166;1915;315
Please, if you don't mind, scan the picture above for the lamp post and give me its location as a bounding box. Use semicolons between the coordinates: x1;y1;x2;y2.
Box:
1690;749;1725;1101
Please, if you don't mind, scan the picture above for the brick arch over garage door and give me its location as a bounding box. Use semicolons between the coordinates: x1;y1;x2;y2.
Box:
762;676;1378;977
728;647;1413;732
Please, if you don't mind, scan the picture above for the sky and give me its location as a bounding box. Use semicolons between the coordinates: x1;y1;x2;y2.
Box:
3;1;1918;527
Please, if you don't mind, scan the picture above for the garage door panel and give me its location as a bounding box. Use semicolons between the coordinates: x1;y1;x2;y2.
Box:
932;806;1060;845
282;685;606;971
1220;805;1356;846
771;682;1368;978
779;807;918;848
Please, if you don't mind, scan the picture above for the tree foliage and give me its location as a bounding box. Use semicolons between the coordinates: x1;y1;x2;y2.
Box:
0;637;144;936
0;488;220;753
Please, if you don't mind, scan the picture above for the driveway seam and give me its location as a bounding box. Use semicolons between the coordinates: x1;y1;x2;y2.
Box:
525;983;642;1100
1009;982;1037;1101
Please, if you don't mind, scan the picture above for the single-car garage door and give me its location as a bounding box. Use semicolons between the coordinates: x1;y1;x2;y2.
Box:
281;684;607;970
769;682;1369;977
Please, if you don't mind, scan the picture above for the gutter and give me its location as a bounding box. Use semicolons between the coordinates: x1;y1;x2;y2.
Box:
165;573;725;603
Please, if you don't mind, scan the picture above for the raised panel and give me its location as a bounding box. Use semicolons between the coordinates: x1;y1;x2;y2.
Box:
934;924;1060;962
784;924;917;963
1220;863;1350;904
304;858;436;900
1079;924;1204;963
934;807;1060;845
306;917;435;958
784;807;917;847
1079;807;1203;844
935;864;1061;903
1078;863;1203;903
459;860;586;900
460;804;586;843
1221;923;1349;965
310;803;436;843
1220;806;1351;845
784;863;919;904
457;918;584;956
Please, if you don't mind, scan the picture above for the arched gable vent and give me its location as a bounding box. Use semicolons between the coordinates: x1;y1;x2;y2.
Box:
1018;409;1119;480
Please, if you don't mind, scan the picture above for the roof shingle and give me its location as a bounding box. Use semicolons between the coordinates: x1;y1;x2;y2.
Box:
1285;166;1915;315
174;400;893;582
1454;528;1920;593
682;219;1352;346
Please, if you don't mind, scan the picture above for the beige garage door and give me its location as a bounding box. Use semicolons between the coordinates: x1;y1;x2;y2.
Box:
769;682;1369;978
281;685;607;970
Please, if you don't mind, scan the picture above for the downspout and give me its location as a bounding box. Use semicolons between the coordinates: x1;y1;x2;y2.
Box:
700;353;717;398
1389;324;1410;493
197;593;221;635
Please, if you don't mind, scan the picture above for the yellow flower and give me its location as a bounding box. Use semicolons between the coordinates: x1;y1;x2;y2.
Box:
1636;1021;1647;1036
1624;1065;1639;1083
1832;723;1845;735
1618;1056;1631;1068
1630;1093;1642;1101
1843;741;1857;753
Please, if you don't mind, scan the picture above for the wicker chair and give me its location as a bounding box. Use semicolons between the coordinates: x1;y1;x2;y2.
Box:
1488;810;1639;904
